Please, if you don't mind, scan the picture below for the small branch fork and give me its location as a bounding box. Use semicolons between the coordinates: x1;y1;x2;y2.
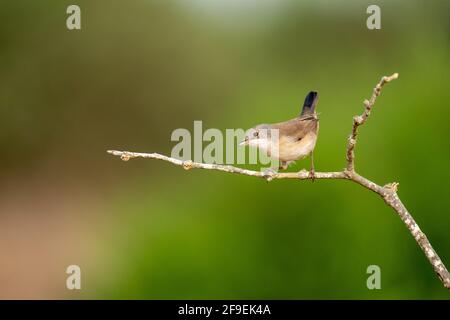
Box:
107;73;450;291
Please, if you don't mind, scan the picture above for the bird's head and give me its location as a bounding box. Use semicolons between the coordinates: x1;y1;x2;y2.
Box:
239;124;273;149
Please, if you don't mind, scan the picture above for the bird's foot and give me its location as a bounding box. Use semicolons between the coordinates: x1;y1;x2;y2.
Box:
262;167;277;181
309;168;316;182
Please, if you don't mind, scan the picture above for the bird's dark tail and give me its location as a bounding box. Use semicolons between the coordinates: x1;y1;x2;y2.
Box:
301;91;319;116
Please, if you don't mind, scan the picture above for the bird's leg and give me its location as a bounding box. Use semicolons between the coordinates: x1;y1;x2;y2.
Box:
309;151;315;182
279;161;289;171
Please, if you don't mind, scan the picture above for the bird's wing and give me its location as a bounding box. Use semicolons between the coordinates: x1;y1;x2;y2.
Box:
272;117;318;141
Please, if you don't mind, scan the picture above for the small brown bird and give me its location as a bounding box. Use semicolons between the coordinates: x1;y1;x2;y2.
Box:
240;91;319;178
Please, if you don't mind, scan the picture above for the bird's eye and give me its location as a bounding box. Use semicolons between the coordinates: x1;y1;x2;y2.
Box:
253;131;259;137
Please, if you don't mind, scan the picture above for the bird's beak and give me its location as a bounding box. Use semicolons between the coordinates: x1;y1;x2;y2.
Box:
239;137;248;146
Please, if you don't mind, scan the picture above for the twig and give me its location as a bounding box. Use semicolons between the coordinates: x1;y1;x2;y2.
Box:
346;73;399;172
107;73;450;291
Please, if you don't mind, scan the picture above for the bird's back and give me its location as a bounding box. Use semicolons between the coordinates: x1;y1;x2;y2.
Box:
272;115;318;142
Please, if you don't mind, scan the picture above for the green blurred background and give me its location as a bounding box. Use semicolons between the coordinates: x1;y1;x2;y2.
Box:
0;0;449;299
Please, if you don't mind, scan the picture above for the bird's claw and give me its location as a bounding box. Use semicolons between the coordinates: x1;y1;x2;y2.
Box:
309;168;316;182
262;168;277;181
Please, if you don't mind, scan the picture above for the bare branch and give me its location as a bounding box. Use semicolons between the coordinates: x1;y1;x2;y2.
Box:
106;150;348;181
346;73;399;172
107;73;450;291
382;188;450;289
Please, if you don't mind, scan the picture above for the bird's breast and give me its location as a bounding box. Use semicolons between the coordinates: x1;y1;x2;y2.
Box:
277;132;318;161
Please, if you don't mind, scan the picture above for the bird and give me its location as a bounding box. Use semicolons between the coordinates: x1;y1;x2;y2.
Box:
239;91;319;180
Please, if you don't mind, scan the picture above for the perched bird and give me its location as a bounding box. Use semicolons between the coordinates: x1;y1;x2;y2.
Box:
240;91;319;179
